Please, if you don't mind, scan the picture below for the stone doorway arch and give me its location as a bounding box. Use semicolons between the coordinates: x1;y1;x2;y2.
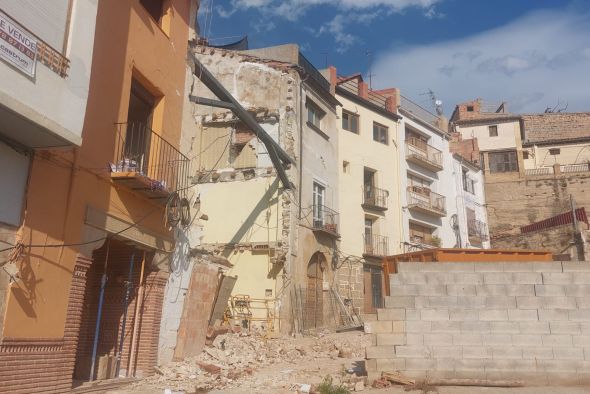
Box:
305;252;326;329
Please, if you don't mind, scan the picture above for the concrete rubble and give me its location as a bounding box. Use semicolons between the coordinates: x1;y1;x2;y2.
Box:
129;330;372;393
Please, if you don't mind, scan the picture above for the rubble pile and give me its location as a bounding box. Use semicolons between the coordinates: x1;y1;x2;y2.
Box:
134;330;371;393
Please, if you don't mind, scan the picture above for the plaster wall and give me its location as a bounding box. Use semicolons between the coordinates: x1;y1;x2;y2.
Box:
524;141;590;170
456;120;521;152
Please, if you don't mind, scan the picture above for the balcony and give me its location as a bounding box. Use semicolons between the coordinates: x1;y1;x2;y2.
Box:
363;234;389;258
406;138;443;172
110;123;190;204
311;204;340;238
468;219;489;245
407;187;447;217
362;186;389;211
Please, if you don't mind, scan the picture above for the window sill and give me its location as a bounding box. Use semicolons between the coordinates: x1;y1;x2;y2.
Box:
307;121;329;140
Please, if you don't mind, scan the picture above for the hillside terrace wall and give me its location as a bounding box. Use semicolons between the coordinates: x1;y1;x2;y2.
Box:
365;262;590;385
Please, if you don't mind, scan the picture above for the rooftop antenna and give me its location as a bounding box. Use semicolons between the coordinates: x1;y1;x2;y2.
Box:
421;89;444;116
365;50;374;90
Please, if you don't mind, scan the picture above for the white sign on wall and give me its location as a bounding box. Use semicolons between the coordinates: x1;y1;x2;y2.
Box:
0;10;37;78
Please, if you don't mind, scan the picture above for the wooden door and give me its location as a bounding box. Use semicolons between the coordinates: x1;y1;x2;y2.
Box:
305;252;325;329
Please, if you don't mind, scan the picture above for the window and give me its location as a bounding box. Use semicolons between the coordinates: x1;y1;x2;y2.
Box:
462;168;475;194
488;151;519;173
140;0;165;22
409;222;434;245
373;122;388;145
342;110;359;133
467;106;474;112
466;208;476;235
364;218;374;241
489;125;498;137
549;148;561;155
523;151;530;160
407;173;431;192
125;79;155;172
307;100;324;129
343;161;350;173
313;182;326;227
406;128;428;150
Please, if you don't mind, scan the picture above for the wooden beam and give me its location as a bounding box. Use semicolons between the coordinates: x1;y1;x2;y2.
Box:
189;96;237;111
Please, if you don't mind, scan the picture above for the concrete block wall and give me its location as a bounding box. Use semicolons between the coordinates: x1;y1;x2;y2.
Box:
365;262;590;385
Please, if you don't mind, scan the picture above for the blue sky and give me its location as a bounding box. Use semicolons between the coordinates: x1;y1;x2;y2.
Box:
198;0;590;115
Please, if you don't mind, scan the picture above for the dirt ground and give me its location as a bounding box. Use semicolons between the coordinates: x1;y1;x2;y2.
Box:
111;330;590;394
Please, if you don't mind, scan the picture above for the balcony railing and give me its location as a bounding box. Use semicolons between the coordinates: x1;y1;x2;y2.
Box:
111;122;190;203
312;204;339;237
407;187;447;217
362;186;389;210
468;219;489;243
363;234;389;257
400;95;441;128
406;138;443;171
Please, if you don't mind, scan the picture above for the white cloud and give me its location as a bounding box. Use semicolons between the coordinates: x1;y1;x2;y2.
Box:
371;8;590;114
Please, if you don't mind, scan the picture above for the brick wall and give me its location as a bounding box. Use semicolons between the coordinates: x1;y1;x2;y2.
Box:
365;262;590;385
522;113;590;144
0;254;92;394
449;133;480;165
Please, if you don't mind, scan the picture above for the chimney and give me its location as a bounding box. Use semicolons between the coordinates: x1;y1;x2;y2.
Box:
383;88;400;114
359;81;368;99
328;66;337;96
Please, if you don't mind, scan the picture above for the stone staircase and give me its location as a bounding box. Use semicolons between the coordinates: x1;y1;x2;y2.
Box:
365;261;590;385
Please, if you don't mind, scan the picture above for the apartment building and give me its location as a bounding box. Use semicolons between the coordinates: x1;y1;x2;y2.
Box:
333;74;401;313
184;44;341;334
0;1;196;391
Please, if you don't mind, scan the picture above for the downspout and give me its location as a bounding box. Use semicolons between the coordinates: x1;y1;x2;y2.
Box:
89;240;110;381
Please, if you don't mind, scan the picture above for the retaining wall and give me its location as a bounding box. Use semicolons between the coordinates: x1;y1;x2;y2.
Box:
365;262;590;385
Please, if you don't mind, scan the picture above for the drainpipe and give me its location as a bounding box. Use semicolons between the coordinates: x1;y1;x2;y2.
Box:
89;240;111;381
127;250;146;377
115;251;136;377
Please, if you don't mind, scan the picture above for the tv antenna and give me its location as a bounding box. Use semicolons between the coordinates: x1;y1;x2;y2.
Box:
421;89;444;115
365;50;374;89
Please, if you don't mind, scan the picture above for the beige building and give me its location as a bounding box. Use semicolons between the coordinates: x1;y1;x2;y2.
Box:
334;74;402;313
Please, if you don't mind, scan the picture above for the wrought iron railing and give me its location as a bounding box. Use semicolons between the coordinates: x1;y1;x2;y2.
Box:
468;219;489;242
363;234;389;256
312;204;339;235
400;95;441;128
113;122;190;195
363;186;388;210
407;187;446;215
406;138;443;168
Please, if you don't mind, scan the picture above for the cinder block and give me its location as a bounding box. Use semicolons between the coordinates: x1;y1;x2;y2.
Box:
508;309;539;321
538;309;569;321
376;358;406;371
415;285;447;296
565;285;590;297
572;335;590;347
516;296;543;309
457;296;486;309
489;321;520;334
390;285;419;296
394;345;431;358
485;296;517;309
399;272;428;284
424;333;453;346
421;308;450;321
569;309;590;321
462;346;492;359
562;262;590;272
542;297;577;310
479;309;508;321
530;262;564;272
576;297;590;309
506;285;536;296
453;333;482;346
585;348;590;361
542;334;573;347
392;321;406;333
365;358;377;371
523;347;554;360
476;285;506;296
473;262;503;272
461;321;491;332
376;333;406;346
405;357;436;370
446;284;476;296
484;272;512;285
483;334;512;346
535;284;566;296
364;320;393;334
431;321;461;332
512;334;543;346
573;273;590;284
384;296;415;308
424;272;455;285
434;358;456;371
550;321;581;334
537;359;584;372
491;346;523;359
450;309;478;321
454;273;484;285
405;309;420;320
501;263;536;272
377;308;405;321
406;321;431;332
513;272;543;284
542;273;574;285
424;296;458;308
365;345;395;359
406;333;424;345
553;347;584;360
519;321;550;334
432;346;462;359
453;358;487;371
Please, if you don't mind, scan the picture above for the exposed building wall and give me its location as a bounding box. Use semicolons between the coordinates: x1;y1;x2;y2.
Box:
455;120;521;153
522;113;590;144
524;141;590;170
366;261;590;385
